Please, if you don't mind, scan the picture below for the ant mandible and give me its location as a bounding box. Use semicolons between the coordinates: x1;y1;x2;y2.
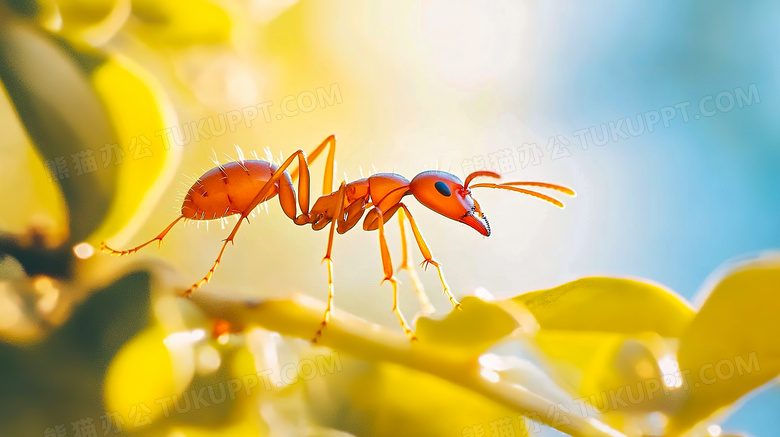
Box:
101;135;575;342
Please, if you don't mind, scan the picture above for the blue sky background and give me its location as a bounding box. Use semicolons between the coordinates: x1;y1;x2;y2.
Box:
528;2;780;298
528;3;780;435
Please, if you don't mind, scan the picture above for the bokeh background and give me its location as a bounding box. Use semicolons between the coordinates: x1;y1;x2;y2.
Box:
1;1;779;436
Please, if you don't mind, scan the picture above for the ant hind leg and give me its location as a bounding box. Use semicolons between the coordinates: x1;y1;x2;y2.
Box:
184;215;246;295
101;216;184;256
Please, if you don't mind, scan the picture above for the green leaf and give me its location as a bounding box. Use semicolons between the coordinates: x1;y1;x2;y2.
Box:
0;16;179;245
668;255;780;434
0;18;116;243
3;0;39;17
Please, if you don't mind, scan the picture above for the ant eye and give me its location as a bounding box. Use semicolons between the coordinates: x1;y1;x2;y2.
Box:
434;181;451;197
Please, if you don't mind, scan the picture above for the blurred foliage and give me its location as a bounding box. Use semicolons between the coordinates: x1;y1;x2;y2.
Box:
0;271;151;436
307;356;529;437
129;0;231;47
0;14;177;246
0;1;778;437
0;17;116;243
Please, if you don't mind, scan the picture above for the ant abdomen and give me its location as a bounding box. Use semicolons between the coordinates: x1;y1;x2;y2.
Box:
181;160;293;220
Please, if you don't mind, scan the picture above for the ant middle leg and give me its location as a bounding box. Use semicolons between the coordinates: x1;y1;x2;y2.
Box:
312;182;347;343
374;207;416;340
396;208;435;315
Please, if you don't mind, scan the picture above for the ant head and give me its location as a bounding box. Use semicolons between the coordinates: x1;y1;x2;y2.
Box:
409;170;493;236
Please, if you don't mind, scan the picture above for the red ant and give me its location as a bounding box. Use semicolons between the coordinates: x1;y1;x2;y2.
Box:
102;136;575;341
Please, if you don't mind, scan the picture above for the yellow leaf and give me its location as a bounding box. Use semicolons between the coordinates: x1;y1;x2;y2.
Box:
53;0;131;44
513;277;695;337
510;278;692;424
668;256;780;434
0;17;178;245
88;56;180;245
0;93;68;243
104;325;178;430
414;296;536;360
130;0;231;47
0;18;117;242
138;339;267;436
534;331;671;416
166;419;266;437
579;336;668;415
307;356;529;437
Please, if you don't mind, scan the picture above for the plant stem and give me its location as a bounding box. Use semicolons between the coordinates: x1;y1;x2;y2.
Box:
190;292;626;437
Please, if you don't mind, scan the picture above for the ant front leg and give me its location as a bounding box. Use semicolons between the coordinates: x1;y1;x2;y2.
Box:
374;207;417;341
397;208;435;315
398;204;461;309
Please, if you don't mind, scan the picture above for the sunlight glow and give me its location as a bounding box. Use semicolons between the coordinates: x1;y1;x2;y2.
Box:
163;329;206;348
658;355;683;388
197;345;222;374
587;418;629;437
479;367;500;383
33;276;61;313
36;288;59;313
0;283;22;329
478;353;504;370
33;276;57;294
72;242;95;259
474;287;495;301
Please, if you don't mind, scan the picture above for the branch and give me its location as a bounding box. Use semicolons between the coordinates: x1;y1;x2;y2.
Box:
190;291;627;437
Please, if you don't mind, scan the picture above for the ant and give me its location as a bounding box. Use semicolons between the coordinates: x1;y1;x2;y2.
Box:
102;136;575;341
